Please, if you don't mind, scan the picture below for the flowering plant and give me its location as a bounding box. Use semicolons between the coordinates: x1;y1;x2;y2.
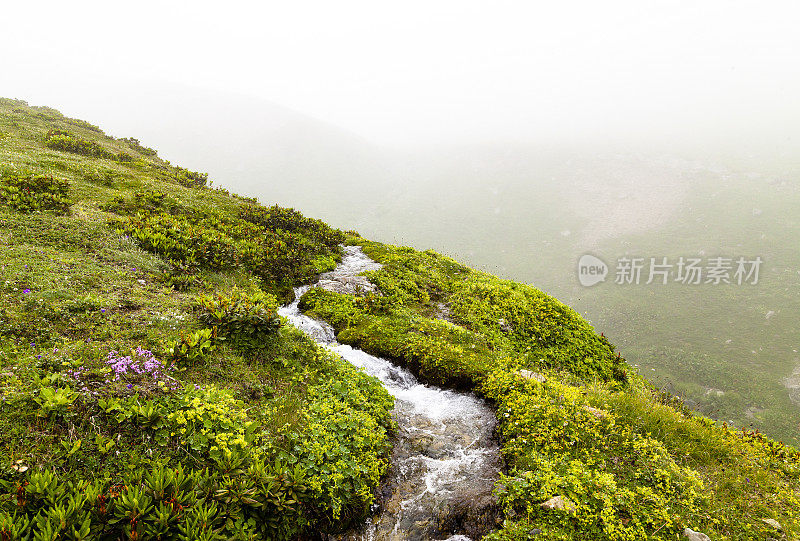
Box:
66;347;179;394
104;347;179;391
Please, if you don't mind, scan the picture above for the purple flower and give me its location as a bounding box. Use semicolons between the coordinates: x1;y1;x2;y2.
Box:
100;308;106;313
127;384;133;389
22;289;31;294
105;347;173;384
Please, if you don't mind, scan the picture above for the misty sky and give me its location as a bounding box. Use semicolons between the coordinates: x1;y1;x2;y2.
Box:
2;0;799;146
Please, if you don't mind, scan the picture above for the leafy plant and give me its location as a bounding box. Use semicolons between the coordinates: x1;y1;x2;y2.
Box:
171;167;208;188
168;385;254;461
33;385;78;418
196;289;280;349
0;173;71;214
166;328;217;365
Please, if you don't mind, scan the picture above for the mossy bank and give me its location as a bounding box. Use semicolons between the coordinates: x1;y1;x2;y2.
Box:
1;98;799;540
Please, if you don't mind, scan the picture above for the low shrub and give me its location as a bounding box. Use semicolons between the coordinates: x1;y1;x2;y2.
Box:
167;385;255;461
0;172;71;214
239;204;346;248
114;205;343;295
196;289;280;349
101;189;179;216
450;274;626;382
161;265;198;291
84;168;118;187
118;137;157;156
293;356;394;528
0;461;310;540
171;166;208;188
114;212;262;270
45;129;113;159
483;367;705;540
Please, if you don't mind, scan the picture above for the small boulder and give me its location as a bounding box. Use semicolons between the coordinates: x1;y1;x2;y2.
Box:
540;496;575;512
762;518;782;531
317;275;379;296
683;528;711;541
519;370;546;383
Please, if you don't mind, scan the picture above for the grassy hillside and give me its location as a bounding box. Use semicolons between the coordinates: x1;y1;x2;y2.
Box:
0;98;393;539
1;98;799;540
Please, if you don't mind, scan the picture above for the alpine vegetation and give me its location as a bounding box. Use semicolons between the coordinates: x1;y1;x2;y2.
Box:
0;98;798;540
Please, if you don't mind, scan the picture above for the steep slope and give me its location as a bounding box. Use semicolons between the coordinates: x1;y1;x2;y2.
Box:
1;99;799;540
0;98;393;539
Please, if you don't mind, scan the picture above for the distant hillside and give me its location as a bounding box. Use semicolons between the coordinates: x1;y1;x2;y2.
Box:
28;83;396;230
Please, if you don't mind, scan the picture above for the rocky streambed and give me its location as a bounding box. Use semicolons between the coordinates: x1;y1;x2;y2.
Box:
278;246;502;540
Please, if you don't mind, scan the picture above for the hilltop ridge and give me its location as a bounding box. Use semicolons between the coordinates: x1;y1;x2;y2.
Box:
1;98;798;540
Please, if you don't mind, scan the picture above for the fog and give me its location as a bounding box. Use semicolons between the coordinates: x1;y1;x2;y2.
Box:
3;1;800;150
3;1;800;443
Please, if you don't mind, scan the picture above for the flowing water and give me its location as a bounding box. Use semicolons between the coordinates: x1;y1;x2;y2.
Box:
278;246;501;540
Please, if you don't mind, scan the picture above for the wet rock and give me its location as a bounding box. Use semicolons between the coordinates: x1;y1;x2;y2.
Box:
540;496;575;512
518;370;546;383
683;528;711;541
317;275;379;295
433;485;502;539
